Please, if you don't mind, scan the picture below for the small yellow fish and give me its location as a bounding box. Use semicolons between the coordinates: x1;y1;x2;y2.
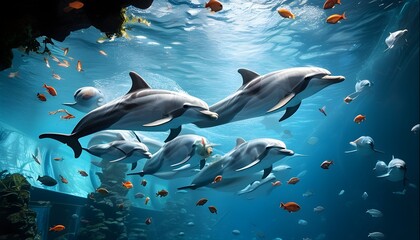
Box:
77;60;83;72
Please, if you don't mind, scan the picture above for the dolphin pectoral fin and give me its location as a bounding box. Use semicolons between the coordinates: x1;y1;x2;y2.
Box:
377;172;390;178
200;159;206;170
236;159;260;172
131;162;138;170
262;165;272;179
143;116;174;127
127;171;145;177
279;102;301;122
127;72;152;94
109;155;129;163
173;164;191;171
373;148;385;154
237;68;260;90
267;93;296;113
39;133;82;158
171;155;192;167
62;102;77;106
178;184;197;190
165;126;182;143
344;150;357;154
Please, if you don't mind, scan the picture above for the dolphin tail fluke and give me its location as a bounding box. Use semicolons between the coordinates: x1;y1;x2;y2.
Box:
177;184;197;190
165;126;182;142
39;133;82;158
127;171;145;177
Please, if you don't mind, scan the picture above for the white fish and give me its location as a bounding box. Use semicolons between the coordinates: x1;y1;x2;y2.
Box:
385;29;408;52
368;231;385;240
313;206;324;213
232;230;241;235
411;124;419;134
298;219;308;225
302;190;313;197
338;189;345;196
362;191;368;200
366;209;383;217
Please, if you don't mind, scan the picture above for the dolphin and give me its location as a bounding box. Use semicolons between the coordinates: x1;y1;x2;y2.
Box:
373;160;388;176
127;134;216;179
63;86;105;113
347;79;373;99
384;29;408;52
193;67;344;128
345;136;384;154
39;71;218;158
237;173;278;199
377;156;407;183
177;137;294;190
83;140;152;170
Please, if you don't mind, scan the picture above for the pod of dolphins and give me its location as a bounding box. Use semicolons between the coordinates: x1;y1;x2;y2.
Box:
39;66;345;190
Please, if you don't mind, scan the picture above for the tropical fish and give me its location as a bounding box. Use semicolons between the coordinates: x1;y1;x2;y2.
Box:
8;71;19;78
43;84;57;96
208;205;217;214
156;189;169;197
122;181;133;189
385;29;408;52
298;219;308;226
287;177;300;184
52;73;62;80
77;60;83;72
37;93;47;102
49;224;65;232
32;154;41;165
96;188;109;195
313;205;324;213
272;180;281;186
212;175;222;184
354;114;366;124
64;1;84;12
58;62;69;68
323;0;341;9
320;160;333;169
99;50;108;56
39;71;217;158
318;106;327;116
53;157;63;161
277;8;295;19
280;202;300;212
145;217;152;225
205;0;223;12
37;175;58;186
196;198;208;206
145;196;150;205
344;96;353;103
51;55;60;62
61;114;75;120
78;170;88;176
63;48;69;56
366;209;383;218
141;179;147;186
59;175;68;184
302;190;313;197
44;57;50;68
326;13;346;24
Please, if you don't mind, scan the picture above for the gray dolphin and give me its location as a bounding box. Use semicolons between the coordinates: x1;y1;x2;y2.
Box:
39;71;218;158
127;134;215;179
63;86;105;113
178;137;294;190
194;67;344;128
82;140;152;170
377;156;407;183
345;136;384;154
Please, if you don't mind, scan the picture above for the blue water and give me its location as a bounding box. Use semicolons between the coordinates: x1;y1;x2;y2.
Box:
0;0;418;239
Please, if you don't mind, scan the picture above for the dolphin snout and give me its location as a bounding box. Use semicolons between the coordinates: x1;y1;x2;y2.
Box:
200;110;218;119
321;75;345;83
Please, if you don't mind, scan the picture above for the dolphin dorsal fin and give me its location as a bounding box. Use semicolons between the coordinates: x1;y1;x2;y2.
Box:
127;72;152;94
238;69;259;88
236;138;246;148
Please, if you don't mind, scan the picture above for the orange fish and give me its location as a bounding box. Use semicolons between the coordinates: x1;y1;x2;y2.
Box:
141;179;147;186
272;180;281;186
156;189;169;197
280;202;301;213
77;60;83;72
320;160;333;169
96;188;109;195
59;175;68;184
43;84;57;96
49;224;65;232
122;181;134;189
64;1;84;12
145;196;150;205
212;175;222;184
277;8;295;19
326;12;346;24
145;217;152;225
344;96;353;103
208;205;217;214
61;114;75;120
37;93;47;102
205;0;223;12
53;157;63;161
99;50;107;56
196;198;208;206
78;170;88;176
323;0;341;9
354;114;366;124
287;177;300;185
319;106;327;116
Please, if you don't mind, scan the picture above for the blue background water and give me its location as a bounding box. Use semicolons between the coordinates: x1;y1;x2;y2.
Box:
0;0;418;239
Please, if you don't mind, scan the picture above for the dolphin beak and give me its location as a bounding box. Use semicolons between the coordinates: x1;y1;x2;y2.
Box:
321;75;345;83
200;110;218;119
280;149;295;156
